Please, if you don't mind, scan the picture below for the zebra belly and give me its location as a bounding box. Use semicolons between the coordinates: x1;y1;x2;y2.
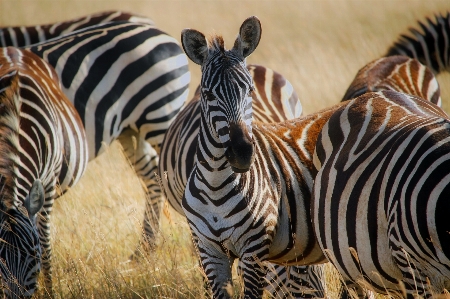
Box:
268;193;326;265
314;157;404;294
389;196;450;292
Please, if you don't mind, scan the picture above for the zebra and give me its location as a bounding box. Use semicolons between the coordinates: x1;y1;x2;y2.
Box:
1;15;191;251
180;16;335;298
0;47;88;298
0;10;154;47
312;89;450;298
160;64;302;216
338;54;444;299
0;19;190;290
385;12;450;75
24;21;190;253
159;64;330;299
342;55;441;105
178;18;446;298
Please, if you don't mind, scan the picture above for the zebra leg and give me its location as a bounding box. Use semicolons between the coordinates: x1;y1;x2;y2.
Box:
265;264;326;299
192;237;234;298
117;129;162;254
337;280;376;299
239;252;268;299
36;200;55;296
391;248;431;299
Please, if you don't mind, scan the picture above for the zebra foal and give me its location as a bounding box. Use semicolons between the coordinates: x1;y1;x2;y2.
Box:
313;89;450;298
0;47;87;298
180;16;334;298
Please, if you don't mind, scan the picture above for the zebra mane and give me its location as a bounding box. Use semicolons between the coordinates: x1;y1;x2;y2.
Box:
0;69;21;209
208;34;226;54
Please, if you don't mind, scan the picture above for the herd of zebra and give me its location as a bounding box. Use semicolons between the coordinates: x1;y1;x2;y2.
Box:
0;8;449;299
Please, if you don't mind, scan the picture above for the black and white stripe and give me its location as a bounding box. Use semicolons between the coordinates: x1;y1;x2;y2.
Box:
342;55;441;106
0;11;154;47
15;20;190;253
180;17;329;298
1;15;191;288
386;12;450;74
0;47;87;298
313;90;450;298
160;64;329;298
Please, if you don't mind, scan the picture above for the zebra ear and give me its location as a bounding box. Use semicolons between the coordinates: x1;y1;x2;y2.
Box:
233;16;262;58
24;180;45;217
181;29;208;65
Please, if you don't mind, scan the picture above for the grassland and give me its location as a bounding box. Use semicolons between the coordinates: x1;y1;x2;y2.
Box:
1;1;450;298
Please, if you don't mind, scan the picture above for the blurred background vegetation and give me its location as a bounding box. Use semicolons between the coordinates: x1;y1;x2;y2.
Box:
1;1;449;298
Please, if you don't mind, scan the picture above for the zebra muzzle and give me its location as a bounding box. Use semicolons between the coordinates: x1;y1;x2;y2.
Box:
225;122;255;173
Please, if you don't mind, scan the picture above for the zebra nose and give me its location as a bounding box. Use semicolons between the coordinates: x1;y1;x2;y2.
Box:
226;122;254;173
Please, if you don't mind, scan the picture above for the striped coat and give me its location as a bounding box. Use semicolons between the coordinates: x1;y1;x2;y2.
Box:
181;17;329;298
0;10;154;47
0;47;87;297
1;15;191;291
386;12;450;75
313;90;450;298
159;64;331;298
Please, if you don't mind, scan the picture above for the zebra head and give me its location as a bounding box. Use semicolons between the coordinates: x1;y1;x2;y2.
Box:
0;180;44;298
181;16;262;173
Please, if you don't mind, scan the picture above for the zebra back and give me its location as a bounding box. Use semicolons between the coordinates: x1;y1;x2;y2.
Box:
386;12;450;74
10;17;190;287
0;11;154;47
27;21;190;159
342;55;441;106
0;47;87;298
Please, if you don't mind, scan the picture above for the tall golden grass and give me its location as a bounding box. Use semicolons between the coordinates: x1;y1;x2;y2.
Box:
1;1;450;298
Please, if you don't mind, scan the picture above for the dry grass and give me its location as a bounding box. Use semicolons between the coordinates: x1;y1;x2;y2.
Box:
1;0;450;298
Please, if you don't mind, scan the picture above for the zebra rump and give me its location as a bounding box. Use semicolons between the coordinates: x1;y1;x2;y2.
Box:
342;55;441;106
313;90;450;298
0;47;87;298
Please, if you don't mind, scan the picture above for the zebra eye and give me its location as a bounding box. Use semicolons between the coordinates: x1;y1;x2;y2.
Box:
248;87;254;97
203;90;215;101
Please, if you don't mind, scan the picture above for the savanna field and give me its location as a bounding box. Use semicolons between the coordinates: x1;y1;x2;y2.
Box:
1;1;450;298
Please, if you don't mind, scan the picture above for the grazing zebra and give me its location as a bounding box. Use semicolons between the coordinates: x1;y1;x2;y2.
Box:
0;19;190;291
386;12;450;74
180;16;333;298
24;21;190;254
159;64;329;298
0;47;87;298
312;90;450;298
0;10;154;47
342;55;441;106
1;15;191;253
